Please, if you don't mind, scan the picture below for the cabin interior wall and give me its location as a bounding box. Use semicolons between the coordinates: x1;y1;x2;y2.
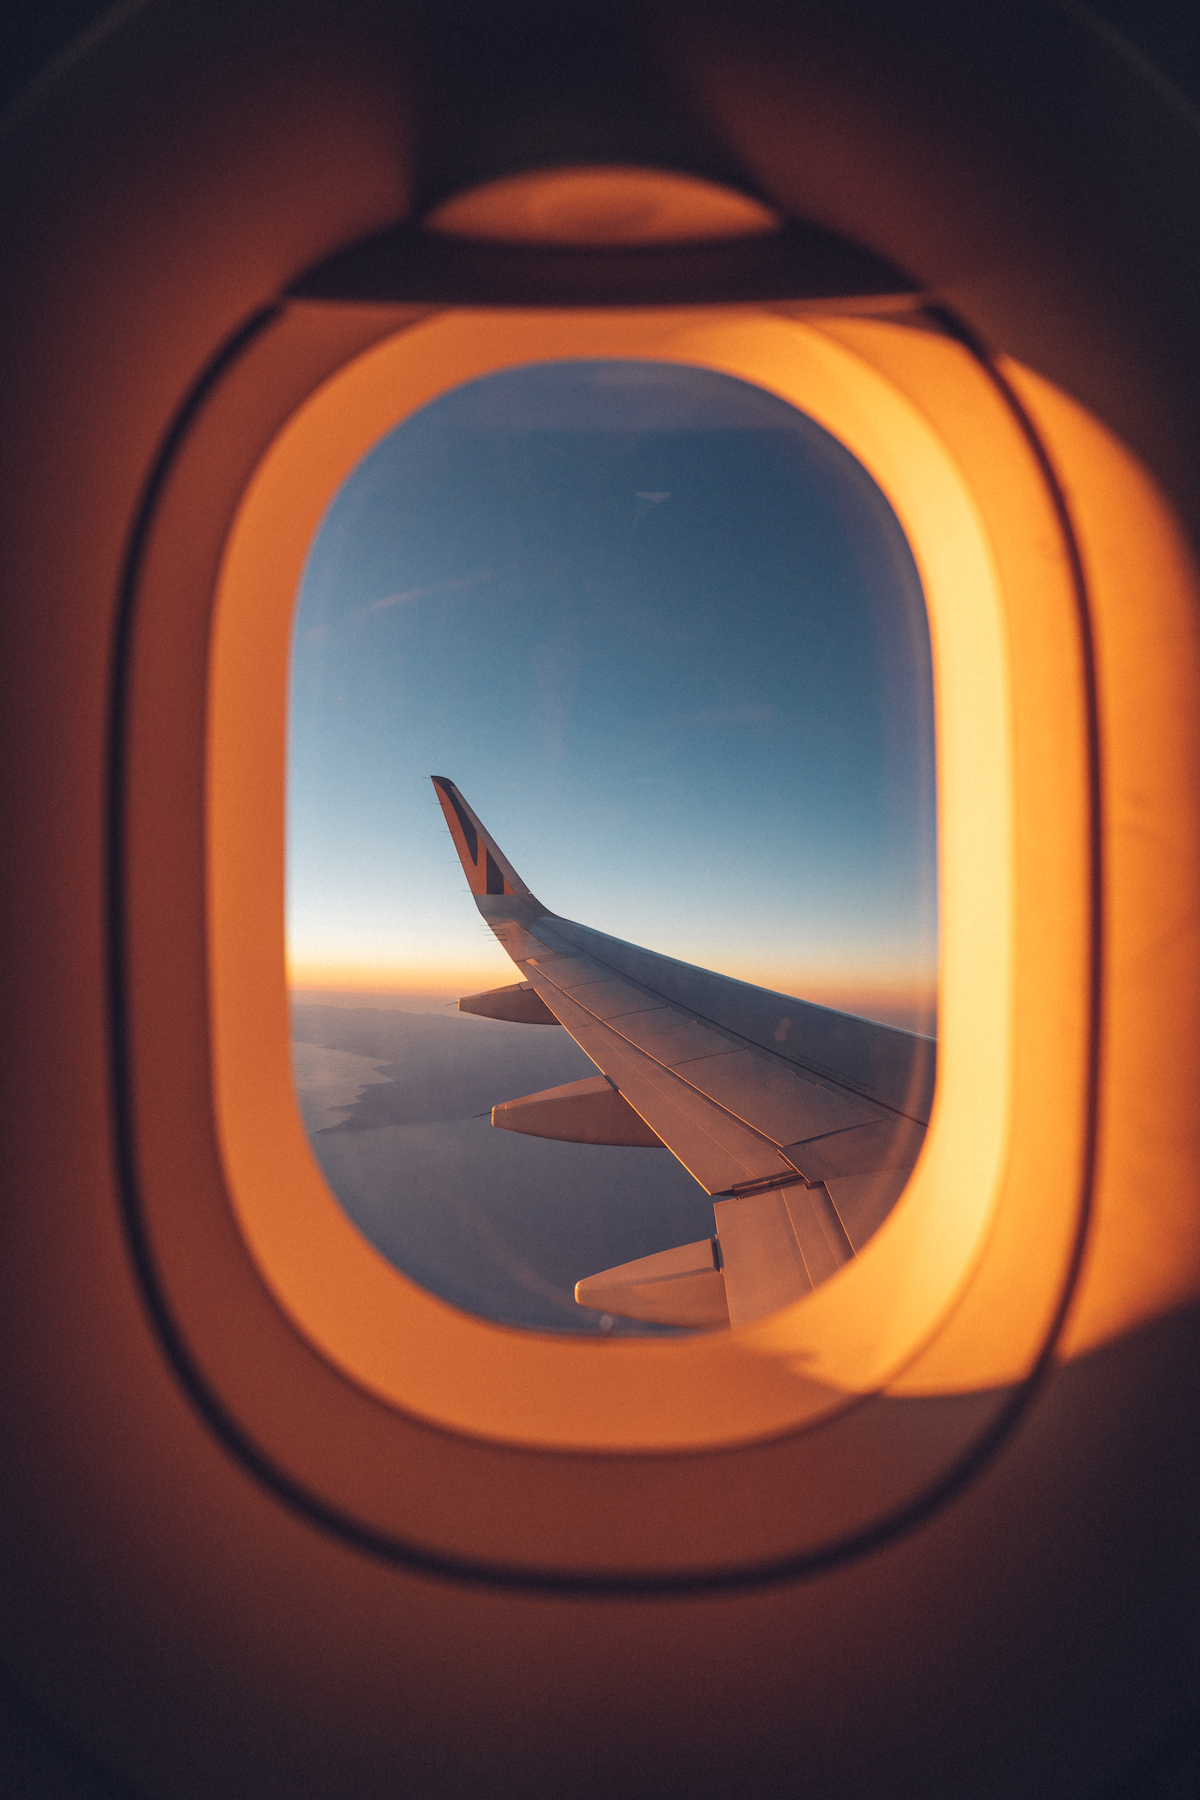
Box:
2;2;1200;1796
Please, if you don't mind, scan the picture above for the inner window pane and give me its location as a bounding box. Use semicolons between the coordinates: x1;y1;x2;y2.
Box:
287;358;937;1334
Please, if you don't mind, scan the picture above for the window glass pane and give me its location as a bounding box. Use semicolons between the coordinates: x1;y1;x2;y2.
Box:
287;359;937;1334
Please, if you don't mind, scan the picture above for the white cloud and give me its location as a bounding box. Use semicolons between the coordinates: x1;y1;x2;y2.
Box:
362;568;495;614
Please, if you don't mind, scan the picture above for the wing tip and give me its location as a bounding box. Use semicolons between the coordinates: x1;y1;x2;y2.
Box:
431;776;535;903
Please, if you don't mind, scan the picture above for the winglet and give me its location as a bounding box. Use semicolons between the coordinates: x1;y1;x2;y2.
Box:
431;777;535;900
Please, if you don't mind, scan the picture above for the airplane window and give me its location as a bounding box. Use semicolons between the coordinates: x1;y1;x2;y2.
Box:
286;358;936;1335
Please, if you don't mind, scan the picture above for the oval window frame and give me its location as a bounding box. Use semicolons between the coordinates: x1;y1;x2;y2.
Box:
200;305;1088;1453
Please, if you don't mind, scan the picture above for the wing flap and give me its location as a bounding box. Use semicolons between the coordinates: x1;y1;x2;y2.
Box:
782;1182;855;1280
713;1182;857;1324
712;1191;813;1324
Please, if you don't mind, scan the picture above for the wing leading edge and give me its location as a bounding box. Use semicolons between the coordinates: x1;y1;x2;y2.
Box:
432;778;934;1328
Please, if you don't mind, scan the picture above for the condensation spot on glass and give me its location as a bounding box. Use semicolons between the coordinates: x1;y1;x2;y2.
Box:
286;359;937;1336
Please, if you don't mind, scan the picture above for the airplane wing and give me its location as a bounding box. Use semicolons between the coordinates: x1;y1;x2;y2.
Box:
433;778;935;1328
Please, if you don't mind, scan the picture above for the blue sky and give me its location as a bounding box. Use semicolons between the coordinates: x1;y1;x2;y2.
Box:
287;358;937;1026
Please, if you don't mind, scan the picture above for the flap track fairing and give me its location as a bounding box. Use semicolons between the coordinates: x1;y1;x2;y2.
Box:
459;981;559;1025
574;1238;729;1329
492;1075;666;1147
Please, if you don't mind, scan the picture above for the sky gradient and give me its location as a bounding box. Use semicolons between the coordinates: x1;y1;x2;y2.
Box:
287;358;938;1026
